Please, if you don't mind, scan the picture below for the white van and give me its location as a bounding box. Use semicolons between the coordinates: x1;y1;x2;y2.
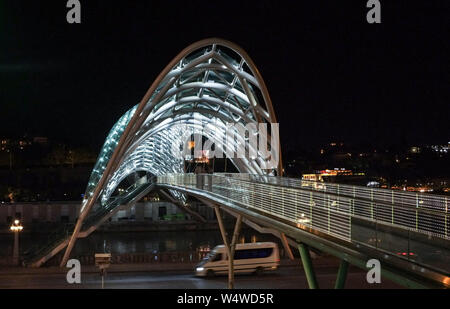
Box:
195;242;280;277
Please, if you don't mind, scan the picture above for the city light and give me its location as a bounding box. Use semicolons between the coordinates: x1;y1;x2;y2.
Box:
10;220;23;232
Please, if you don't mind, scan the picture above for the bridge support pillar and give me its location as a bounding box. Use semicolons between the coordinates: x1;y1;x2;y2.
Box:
229;214;243;289
214;206;242;289
298;243;318;289
279;232;295;260
334;260;349;289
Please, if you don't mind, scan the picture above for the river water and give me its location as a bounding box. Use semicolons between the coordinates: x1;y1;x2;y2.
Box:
0;229;283;257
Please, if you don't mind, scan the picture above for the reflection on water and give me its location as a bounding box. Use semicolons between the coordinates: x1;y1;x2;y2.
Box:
0;229;283;256
73;230;282;255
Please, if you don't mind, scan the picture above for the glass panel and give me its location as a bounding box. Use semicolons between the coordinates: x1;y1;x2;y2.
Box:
83;105;138;201
217;47;241;68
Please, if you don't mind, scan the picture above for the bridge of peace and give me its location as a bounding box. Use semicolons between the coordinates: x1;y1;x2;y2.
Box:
23;39;449;289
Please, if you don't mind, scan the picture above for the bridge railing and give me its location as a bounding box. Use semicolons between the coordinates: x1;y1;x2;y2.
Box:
158;173;450;275
215;173;449;240
158;173;353;241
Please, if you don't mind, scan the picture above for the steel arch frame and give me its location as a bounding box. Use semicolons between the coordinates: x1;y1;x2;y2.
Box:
61;38;282;265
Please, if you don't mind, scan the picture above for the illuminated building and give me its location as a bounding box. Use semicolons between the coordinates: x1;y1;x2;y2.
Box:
302;174;323;182
319;168;353;176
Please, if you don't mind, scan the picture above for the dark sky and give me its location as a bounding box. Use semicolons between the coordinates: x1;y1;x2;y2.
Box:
1;1;449;153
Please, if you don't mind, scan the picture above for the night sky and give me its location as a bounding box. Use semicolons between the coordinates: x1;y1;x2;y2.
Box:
1;1;449;154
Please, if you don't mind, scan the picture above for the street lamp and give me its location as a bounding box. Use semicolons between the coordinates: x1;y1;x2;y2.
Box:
10;219;23;265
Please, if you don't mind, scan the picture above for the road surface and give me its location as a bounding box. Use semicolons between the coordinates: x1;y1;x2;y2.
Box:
0;264;401;289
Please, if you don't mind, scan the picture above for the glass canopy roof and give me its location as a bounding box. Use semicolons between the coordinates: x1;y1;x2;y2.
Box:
80;38;281;213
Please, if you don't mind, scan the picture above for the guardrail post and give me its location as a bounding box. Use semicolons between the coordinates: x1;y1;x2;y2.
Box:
445;197;448;238
370;188;374;220
270;186;273;214
298;243;318;289
327;194;331;233
415;193;419;231
309;191;313;228
251;183;255;208
352;186;356;216
207;174;212;192
349;199;352;240
391;190;395;225
375;203;378;249
337;184;340;207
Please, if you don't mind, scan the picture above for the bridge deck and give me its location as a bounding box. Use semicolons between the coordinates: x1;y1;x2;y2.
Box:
158;173;450;288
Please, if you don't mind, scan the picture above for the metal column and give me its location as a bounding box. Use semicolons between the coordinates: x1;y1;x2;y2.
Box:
214;206;242;289
229;214;243;289
334;260;349;289
298;243;318;289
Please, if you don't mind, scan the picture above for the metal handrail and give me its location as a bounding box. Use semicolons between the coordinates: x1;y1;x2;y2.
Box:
219;173;449;211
